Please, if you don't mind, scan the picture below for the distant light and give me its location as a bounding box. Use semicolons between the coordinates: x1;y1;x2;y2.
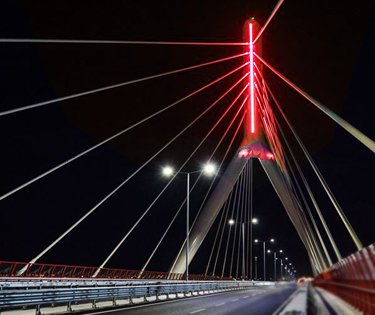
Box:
204;163;216;174
228;219;235;226
285;257;288;260
270;238;275;242
279;250;283;253
252;218;258;224
254;239;259;243
267;250;271;253
289;263;292;265
162;166;174;176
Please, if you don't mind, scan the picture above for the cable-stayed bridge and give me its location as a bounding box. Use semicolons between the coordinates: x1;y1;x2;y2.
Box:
0;1;374;314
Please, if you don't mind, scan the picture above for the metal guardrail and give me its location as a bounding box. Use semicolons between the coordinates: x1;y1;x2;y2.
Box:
313;242;375;314
0;260;230;281
0;279;275;314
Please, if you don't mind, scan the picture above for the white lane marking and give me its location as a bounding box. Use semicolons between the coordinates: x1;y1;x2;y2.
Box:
243;295;249;298
190;309;206;314
251;293;257;296
215;302;226;306
232;298;239;301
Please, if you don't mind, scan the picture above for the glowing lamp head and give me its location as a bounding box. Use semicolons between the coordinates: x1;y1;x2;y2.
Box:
162;166;174;176
204;163;216;174
267;250;271;253
285;257;288;260
279;250;283;253
254;239;259;243
270;238;275;243
252;218;258;224
228;219;235;226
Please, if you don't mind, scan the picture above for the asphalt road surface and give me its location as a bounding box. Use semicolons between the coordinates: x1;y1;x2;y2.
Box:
85;284;297;315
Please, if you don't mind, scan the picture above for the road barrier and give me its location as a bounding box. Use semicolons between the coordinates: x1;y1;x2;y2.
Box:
313;243;375;314
0;279;275;314
0;260;230;281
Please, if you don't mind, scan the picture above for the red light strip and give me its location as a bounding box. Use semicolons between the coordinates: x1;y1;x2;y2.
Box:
249;23;255;133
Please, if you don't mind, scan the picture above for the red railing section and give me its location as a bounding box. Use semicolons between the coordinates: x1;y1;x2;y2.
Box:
0;260;231;281
313;243;375;315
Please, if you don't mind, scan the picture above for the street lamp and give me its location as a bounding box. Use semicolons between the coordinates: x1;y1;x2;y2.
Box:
267;249;283;281
162;163;216;281
254;238;274;281
227;218;259;279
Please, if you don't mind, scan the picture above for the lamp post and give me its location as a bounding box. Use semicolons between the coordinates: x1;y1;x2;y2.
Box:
255;256;258;279
163;163;216;281
254;238;274;281
228;218;259;279
267;249;283;281
281;257;288;280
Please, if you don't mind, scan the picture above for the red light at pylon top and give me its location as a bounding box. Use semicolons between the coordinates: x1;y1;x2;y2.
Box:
266;152;275;161
239;150;249;158
249;23;255;134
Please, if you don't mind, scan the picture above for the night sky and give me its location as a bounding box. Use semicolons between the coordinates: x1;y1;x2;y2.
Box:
0;0;374;279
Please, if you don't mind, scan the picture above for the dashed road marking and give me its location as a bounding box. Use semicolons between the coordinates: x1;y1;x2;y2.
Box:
190;309;206;314
243;296;249;298
232;298;239;302
215;302;226;306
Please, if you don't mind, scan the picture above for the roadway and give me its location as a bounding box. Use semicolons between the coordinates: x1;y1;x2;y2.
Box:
81;283;297;315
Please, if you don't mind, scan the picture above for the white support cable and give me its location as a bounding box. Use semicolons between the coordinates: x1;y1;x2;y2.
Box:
264;81;342;261
0;38;247;46
256;85;325;272
275;116;333;267
249;158;253;278
164;103;249;274
223;170;242;277
95;83;250;273
236;161;248;279
188;97;249;232
141;98;247;273
229;170;245;277
211;188;234;276
253;0;285;44
255;81;322;272
219;138;247;277
28;73;249;266
255;62;359;253
166;98;249;275
244;159;250;278
254;52;375;154
0;61;249;203
205;199;228;276
0;52;248;117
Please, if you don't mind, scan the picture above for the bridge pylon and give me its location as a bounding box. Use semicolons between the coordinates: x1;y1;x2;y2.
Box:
169;19;328;278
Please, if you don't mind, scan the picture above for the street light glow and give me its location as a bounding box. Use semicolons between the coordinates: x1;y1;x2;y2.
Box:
270;238;275;242
279;249;283;253
254;239;259;243
267;249;271;253
162;166;174;176
252;218;258;224
204;163;216;174
228;219;235;225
